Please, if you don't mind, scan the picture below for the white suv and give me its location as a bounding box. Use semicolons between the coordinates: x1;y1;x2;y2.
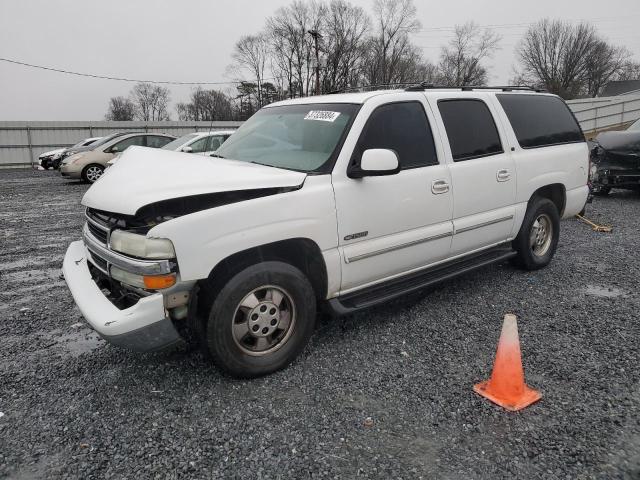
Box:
62;86;589;377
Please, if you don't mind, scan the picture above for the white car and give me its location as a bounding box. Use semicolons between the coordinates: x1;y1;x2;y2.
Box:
107;131;235;167
162;130;235;155
35;137;102;170
63;86;589;378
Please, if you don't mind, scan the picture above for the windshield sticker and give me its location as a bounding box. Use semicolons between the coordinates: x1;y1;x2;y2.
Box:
304;110;341;122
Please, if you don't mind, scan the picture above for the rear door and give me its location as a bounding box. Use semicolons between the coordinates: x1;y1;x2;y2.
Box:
332;96;453;293
429;95;516;256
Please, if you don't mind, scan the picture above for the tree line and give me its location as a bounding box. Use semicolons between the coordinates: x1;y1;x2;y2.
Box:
106;0;640;121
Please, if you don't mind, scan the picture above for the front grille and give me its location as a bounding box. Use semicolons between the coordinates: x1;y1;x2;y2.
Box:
88;249;108;272
87;221;108;245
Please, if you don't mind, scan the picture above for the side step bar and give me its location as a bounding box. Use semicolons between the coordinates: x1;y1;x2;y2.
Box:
327;245;517;315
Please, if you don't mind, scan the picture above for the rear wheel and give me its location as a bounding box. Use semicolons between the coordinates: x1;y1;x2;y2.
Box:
512;197;560;271
202;261;316;378
81;164;104;183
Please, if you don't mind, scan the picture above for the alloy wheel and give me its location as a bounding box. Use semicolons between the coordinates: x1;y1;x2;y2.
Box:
231;285;296;356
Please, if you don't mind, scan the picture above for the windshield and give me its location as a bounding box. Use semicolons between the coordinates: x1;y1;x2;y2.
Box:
162;133;199;150
628;119;640;131
214;103;359;172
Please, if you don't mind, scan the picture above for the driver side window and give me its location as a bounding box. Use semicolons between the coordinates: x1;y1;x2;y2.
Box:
351;102;439;170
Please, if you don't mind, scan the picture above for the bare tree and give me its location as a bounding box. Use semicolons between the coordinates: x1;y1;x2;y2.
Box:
362;0;421;85
584;42;630;97
321;0;370;92
231;34;271;107
130;83;171;121
516;20;601;98
176;87;233;121
613;60;640;82
267;1;325;98
105;96;135;121
437;22;501;86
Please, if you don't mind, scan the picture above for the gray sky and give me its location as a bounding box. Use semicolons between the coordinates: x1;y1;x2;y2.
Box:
1;0;639;120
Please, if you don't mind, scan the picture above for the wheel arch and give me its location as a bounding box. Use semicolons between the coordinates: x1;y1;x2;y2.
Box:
198;237;328;305
530;183;566;216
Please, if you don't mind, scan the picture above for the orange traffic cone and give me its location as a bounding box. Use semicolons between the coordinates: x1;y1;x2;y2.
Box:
473;314;541;411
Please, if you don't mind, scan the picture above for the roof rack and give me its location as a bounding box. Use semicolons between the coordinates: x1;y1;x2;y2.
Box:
328;83;415;95
404;82;546;93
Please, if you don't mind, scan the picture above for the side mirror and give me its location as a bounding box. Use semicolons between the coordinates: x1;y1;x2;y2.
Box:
348;149;400;178
110;146;119;153
181;146;193;153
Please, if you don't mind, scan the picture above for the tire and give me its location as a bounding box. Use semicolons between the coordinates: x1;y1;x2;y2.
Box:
512;197;560;271
202;261;316;378
81;164;104;183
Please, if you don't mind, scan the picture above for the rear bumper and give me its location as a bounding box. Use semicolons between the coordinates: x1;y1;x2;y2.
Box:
563;185;589;219
62;240;183;352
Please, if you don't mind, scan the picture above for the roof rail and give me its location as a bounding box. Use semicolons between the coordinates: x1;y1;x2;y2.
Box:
404;82;546;93
328;83;416;95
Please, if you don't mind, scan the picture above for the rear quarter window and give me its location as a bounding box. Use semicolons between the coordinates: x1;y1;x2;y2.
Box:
497;94;584;149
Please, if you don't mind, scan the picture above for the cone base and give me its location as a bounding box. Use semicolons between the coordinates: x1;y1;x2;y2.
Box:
473;380;542;411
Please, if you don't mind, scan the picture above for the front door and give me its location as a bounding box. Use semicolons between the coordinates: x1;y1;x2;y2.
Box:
332;98;454;293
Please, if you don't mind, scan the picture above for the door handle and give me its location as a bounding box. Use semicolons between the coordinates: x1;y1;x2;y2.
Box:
496;169;511;182
431;179;450;194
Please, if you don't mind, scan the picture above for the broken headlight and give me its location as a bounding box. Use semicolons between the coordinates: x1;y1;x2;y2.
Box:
110;230;175;259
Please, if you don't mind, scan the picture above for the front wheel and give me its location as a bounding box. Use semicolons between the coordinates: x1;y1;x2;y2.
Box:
512;197;560;271
81;164;104;183
202;261;316;378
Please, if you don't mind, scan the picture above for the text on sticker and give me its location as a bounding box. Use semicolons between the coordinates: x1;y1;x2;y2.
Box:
304;111;341;122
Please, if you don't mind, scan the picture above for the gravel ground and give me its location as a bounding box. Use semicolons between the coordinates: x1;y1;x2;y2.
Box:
1;168;639;479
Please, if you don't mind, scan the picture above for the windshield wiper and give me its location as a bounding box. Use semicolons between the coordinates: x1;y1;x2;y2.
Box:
210;153;225;158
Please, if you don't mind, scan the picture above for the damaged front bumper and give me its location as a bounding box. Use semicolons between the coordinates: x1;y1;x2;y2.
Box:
62;240;183;352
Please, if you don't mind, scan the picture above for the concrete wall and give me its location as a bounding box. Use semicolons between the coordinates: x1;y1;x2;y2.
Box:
0;121;243;168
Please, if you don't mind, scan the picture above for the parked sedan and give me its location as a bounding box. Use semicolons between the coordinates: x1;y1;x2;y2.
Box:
590;118;640;195
162;130;235;154
36;148;67;170
38;136;104;170
60;132;175;183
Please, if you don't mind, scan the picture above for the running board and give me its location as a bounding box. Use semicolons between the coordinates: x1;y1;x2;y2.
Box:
327;245;517;315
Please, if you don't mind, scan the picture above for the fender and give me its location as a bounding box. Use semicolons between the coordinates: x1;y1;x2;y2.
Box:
149;175;339;283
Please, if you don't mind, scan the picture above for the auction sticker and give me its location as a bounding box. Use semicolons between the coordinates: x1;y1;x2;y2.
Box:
304;110;341;122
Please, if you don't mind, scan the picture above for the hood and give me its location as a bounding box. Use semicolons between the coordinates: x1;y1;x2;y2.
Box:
595;131;640;153
40;148;66;158
82;146;307;215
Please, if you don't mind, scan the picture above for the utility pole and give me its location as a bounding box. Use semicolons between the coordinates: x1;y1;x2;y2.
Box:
308;29;322;96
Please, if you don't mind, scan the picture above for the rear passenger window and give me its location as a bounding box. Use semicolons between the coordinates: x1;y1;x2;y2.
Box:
438;99;503;162
497;94;584;148
353;102;438;169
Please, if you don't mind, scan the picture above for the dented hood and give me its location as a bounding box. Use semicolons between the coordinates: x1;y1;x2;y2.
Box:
82;146;307;215
595;131;640;154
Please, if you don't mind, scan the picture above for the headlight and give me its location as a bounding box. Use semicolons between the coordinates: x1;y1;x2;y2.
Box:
110;230;176;259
